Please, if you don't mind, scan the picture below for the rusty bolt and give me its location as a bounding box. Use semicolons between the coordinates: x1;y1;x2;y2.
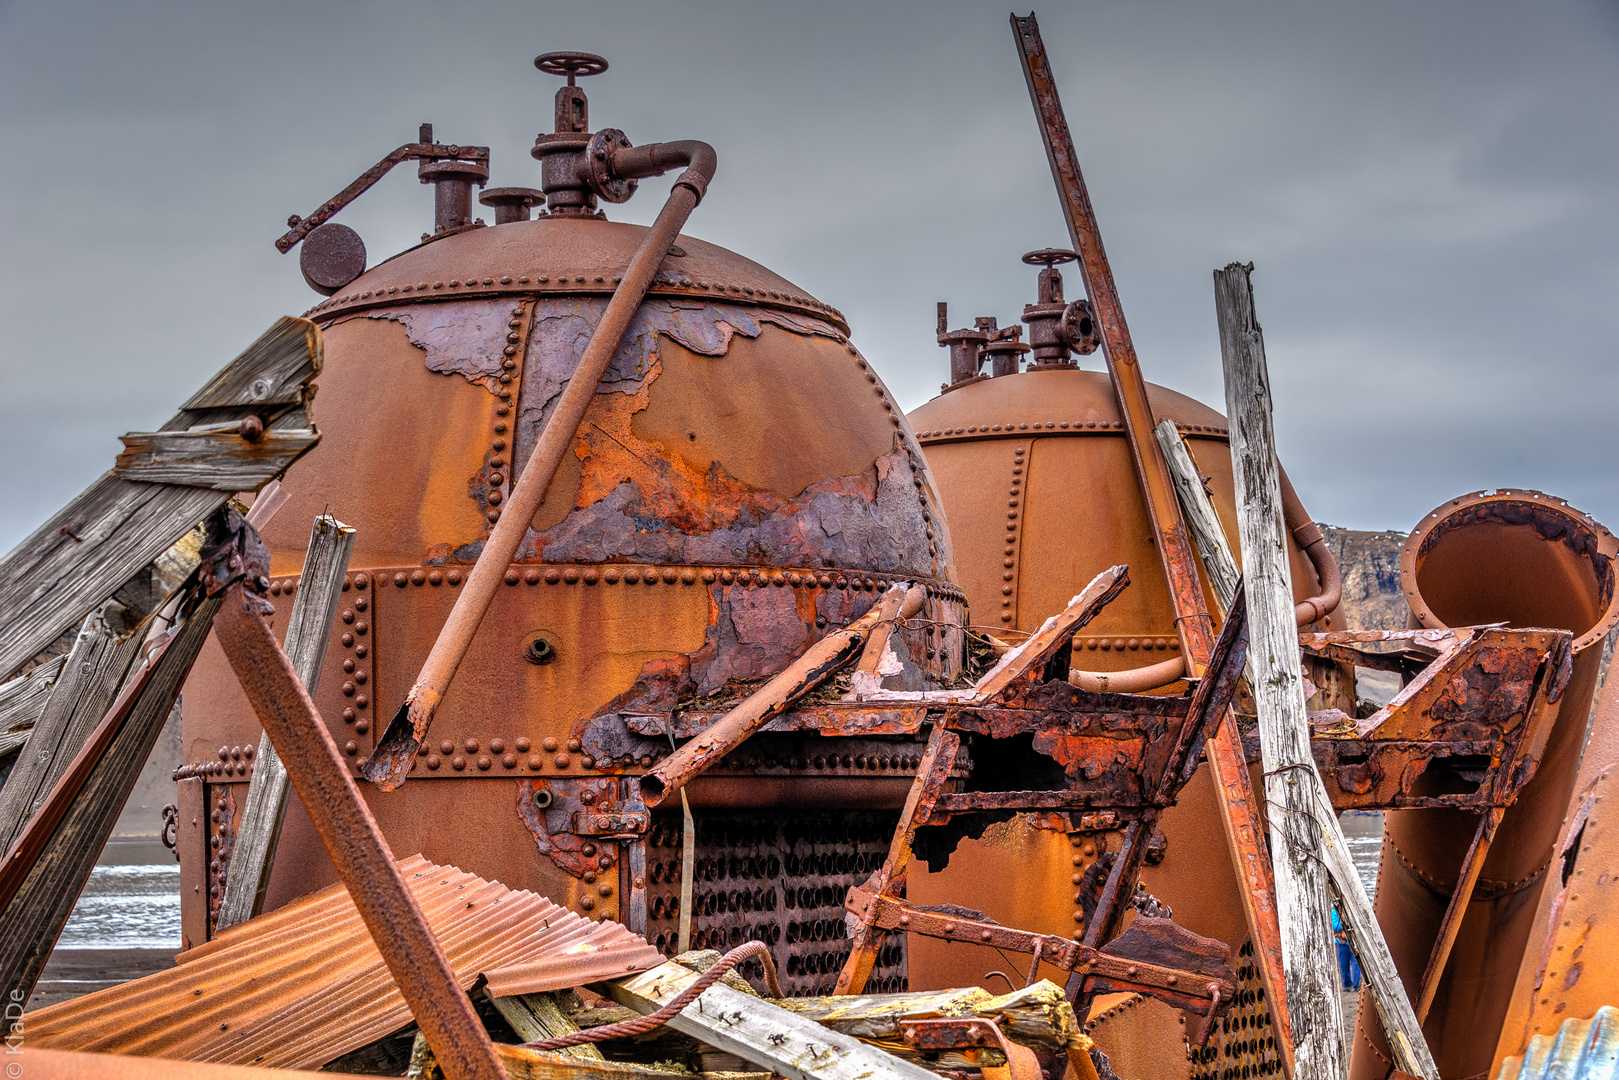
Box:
525;636;556;665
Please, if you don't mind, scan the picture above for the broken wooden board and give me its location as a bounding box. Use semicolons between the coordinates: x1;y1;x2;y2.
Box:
0;591;221;1006
175;317;319;413
0;656;65;755
777;980;1079;1066
216;515;355;930
0;316;321;678
605;959;942;1080
973;565;1129;699
484;991;607;1062
114;428;320;491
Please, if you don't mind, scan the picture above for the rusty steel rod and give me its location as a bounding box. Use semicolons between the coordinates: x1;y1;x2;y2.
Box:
641;584;925;806
1010;13;1294;1065
1415;805;1505;1023
366;142;716;791
211;583;506;1080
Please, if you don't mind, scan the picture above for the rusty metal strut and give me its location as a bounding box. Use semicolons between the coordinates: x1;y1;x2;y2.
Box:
1010;12;1294;1065
211;576;505;1080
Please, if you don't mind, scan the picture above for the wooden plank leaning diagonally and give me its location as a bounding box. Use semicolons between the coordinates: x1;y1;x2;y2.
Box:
607;959;944;1080
0;316;321;679
215;514;356;931
0;524;204;857
1213;261;1437;1080
1160;412;1442;1079
0;585;223;1007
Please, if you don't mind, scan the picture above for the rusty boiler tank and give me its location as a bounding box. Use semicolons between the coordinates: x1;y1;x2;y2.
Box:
904;249;1343;1065
175;53;966;996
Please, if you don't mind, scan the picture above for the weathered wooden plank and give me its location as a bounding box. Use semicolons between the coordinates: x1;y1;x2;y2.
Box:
1217;263;1367;1080
0;477;220;679
1155;419;1241;605
0;609;142;856
409;1034;770;1080
0;590;221;1007
484;991;607;1062
973;565;1128;699
114;428;320;491
606;960;942;1080
0;656;66;749
0;316;321;679
1308;781;1444;1075
216;516;355;929
1208;265;1436;1079
178;316;321;411
777;980;1078;1063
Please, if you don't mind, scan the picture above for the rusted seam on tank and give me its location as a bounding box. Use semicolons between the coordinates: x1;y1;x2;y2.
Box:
1386;835;1552;899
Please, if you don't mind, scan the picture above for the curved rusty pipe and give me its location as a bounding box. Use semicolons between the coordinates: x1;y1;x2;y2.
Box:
1281;471;1341;626
1068;654;1187;693
363;140;717;791
610;140;718;190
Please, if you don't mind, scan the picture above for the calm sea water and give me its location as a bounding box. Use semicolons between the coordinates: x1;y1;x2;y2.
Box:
57;840;181;950
55;816;1388;951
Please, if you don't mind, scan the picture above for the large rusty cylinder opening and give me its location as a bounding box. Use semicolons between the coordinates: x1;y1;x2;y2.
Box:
643;809;905;998
1402;490;1619;652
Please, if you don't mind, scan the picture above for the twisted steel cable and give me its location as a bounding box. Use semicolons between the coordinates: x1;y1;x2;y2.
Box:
521;941;782;1051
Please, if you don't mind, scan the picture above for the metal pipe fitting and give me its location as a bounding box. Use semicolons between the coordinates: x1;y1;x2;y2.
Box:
1069;654;1187;694
1280;472;1342;626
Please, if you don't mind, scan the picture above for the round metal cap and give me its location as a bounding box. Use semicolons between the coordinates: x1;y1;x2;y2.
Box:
300;222;366;296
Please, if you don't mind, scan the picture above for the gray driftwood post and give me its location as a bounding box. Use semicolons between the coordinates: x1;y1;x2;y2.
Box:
1215;262;1346;1080
0;589;222;1005
1158;415;1439;1078
216;515;355;930
0;609;145;856
0;316;320;679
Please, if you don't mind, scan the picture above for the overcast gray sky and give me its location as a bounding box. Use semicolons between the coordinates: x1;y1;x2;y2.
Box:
3;0;1617;551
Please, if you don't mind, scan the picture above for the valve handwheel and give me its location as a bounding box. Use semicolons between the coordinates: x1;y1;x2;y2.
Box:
1022;248;1078;268
534;52;609;84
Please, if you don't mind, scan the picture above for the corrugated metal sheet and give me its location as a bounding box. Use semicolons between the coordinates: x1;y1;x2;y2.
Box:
1497;1007;1619;1080
22;1047;329;1079
25;855;664;1070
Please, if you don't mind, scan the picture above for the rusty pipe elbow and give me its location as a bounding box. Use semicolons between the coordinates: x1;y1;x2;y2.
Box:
1068;654;1187;694
610;139;717;203
1280;472;1341;626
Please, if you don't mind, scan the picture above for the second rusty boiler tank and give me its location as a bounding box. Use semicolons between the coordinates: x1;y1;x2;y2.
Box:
176;53;965;995
903;250;1343;1027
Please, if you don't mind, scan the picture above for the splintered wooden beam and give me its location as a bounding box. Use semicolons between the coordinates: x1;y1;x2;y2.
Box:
1155;419;1241;605
114;428;320;491
776;980;1079;1065
216;515;355;931
0;657;66;756
973;565;1128;699
606;960;942;1080
0;316;321;678
0;587;221;1007
1217;262;1435;1080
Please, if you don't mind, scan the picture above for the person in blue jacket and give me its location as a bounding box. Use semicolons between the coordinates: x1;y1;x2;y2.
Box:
1332;906;1363;991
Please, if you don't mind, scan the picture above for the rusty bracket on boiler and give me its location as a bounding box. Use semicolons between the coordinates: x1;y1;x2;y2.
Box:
275;136;492;253
847;885;1236;1032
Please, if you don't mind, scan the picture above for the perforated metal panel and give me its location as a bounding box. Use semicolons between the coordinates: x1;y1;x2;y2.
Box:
645;809;907;996
1188;940;1285;1079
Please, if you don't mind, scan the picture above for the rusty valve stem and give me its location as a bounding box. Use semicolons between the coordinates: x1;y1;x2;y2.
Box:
366;113;717;790
936;302;992;390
